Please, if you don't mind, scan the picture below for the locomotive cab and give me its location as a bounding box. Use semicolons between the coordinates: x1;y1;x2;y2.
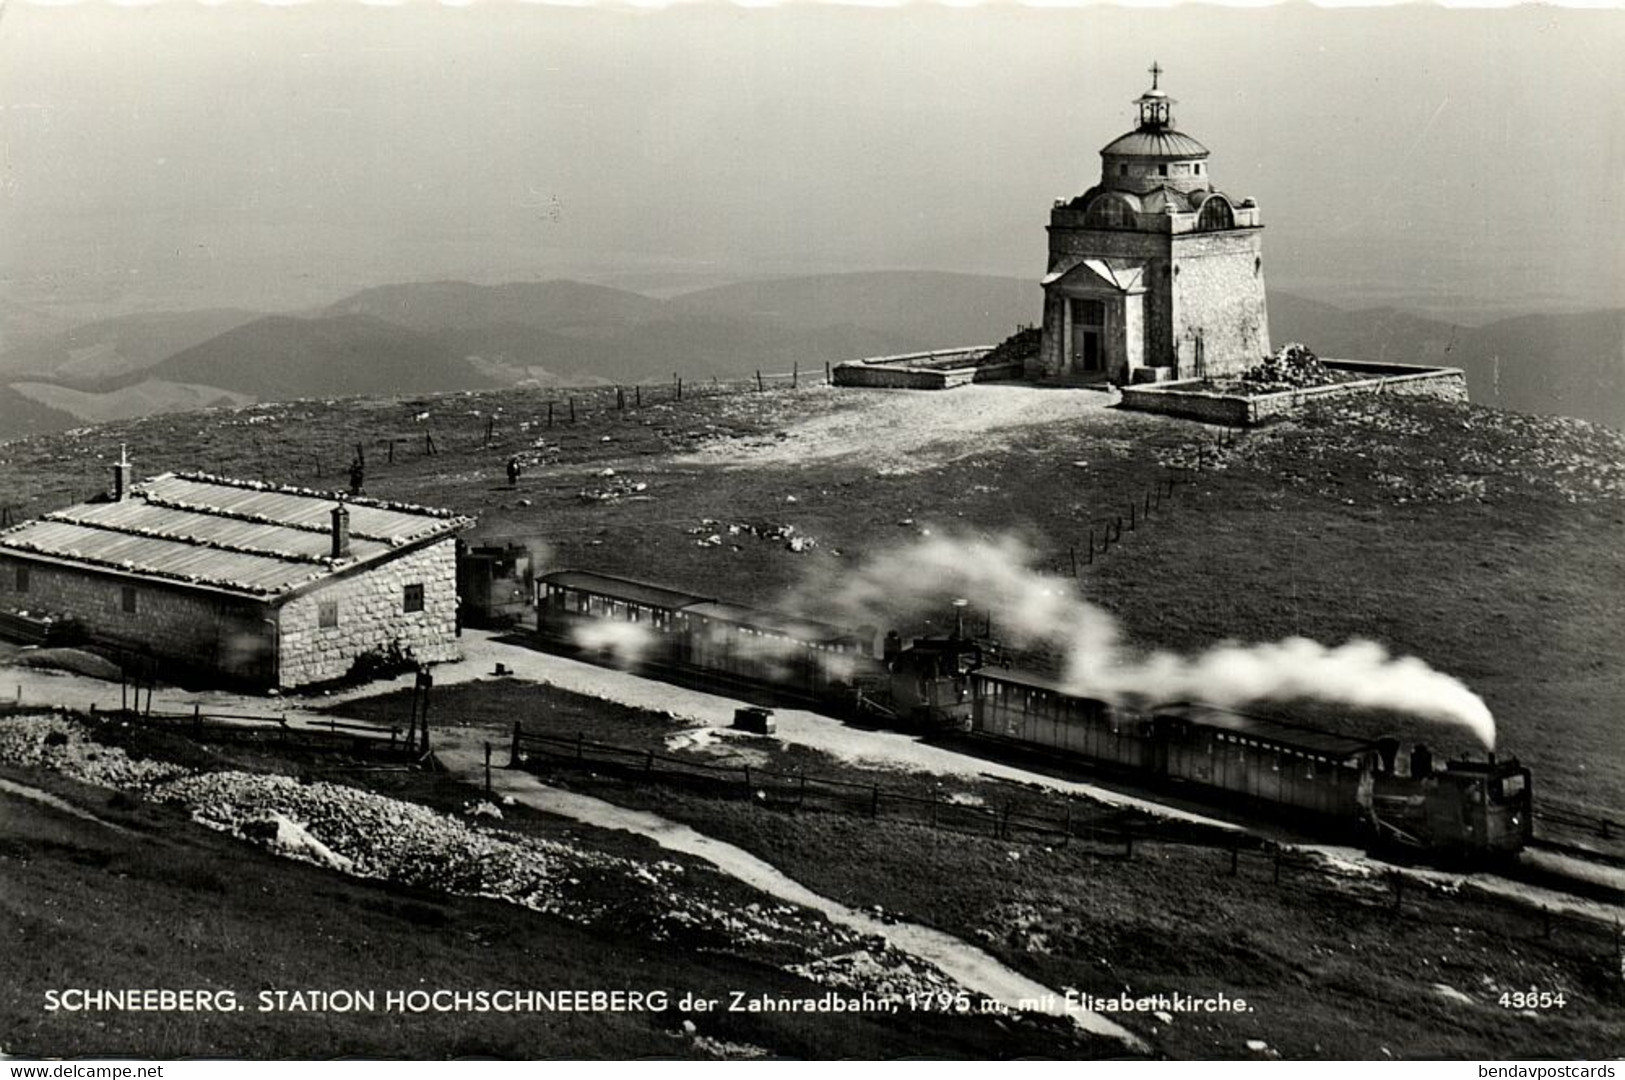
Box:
888;635;990;729
1368;749;1532;859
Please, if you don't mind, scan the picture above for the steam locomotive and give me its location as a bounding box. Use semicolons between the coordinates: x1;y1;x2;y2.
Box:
533;568;1533;860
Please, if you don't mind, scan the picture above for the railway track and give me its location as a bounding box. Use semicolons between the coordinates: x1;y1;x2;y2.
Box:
1530;798;1625;871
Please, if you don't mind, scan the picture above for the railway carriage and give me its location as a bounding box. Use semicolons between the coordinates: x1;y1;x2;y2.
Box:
536;570;704;657
969;668;1156;772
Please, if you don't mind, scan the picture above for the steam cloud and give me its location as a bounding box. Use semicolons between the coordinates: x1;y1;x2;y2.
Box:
572;620;653;668
811;533;1496;749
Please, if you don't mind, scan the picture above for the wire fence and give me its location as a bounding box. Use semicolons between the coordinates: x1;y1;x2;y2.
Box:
1058;425;1248;576
504;721;1625;980
508;723;1137;853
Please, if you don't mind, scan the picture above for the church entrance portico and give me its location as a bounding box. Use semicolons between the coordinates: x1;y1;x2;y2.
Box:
1040;258;1147;385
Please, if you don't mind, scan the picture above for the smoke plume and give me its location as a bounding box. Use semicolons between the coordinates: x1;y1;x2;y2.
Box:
812;532;1496;749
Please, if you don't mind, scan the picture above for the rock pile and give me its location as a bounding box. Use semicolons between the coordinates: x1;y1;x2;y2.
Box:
0;714;190;789
686;519;818;554
1239;343;1337;392
577;471;649;503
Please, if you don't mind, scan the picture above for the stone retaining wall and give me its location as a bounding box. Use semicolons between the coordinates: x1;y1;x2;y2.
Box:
1118;361;1468;426
834;347;1020;389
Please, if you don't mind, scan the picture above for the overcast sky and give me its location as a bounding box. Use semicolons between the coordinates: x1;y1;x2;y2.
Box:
1;3;1621;324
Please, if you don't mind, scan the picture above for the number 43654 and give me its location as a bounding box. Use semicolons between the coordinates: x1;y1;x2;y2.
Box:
1499;990;1567;1009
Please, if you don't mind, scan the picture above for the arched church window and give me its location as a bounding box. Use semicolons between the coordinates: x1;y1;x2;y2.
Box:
1197;196;1235;231
1083;196;1135;229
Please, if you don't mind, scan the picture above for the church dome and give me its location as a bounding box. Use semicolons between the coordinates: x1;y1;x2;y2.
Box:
1099;129;1210;159
1097;65;1212;196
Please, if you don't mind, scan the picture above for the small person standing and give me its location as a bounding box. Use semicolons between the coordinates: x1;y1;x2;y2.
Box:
506;456;522;488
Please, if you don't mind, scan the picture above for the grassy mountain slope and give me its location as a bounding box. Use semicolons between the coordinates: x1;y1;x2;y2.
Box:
137;313;509;399
9;379;255;424
325;279;667;336
0;384;80;442
0;308;261;383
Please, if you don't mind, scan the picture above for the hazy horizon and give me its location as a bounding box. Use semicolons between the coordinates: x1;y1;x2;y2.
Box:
2;4;1621;330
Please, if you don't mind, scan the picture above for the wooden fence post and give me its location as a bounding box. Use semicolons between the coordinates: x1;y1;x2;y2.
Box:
635;385;642;408
484;742;492;794
825;361;832;385
547;402;555;427
509;721;521;767
485;417;494;446
743;765;753;802
756;370;765;392
792;361;798;389
569;397;576;423
675;374;682;401
193;703;201;738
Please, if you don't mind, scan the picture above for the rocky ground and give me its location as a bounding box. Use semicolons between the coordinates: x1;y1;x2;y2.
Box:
0;712;975;1011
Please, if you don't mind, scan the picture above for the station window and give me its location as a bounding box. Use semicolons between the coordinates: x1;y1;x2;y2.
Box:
403;583;425;613
318;601;339;629
14;566;27;593
1158;164;1168;177
1119;164;1128;176
121;586;138;614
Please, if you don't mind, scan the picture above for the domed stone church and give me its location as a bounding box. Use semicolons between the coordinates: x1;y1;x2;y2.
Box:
1029;64;1271;385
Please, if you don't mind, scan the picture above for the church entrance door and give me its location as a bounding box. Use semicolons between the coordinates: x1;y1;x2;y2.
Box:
1070;299;1106;376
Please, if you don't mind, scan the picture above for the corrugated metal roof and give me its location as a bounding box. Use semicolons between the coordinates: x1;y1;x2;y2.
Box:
1100;129;1210;159
0;472;468;600
540;570;712;611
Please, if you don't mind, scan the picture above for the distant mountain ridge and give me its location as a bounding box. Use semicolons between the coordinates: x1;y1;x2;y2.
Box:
1;272;1620;440
1268;295;1625;430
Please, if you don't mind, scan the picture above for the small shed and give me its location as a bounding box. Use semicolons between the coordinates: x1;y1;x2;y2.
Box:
0;469;471;689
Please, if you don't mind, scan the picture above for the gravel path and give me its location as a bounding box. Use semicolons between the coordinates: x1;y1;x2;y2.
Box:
674;383;1114;473
431;726;1145;1049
